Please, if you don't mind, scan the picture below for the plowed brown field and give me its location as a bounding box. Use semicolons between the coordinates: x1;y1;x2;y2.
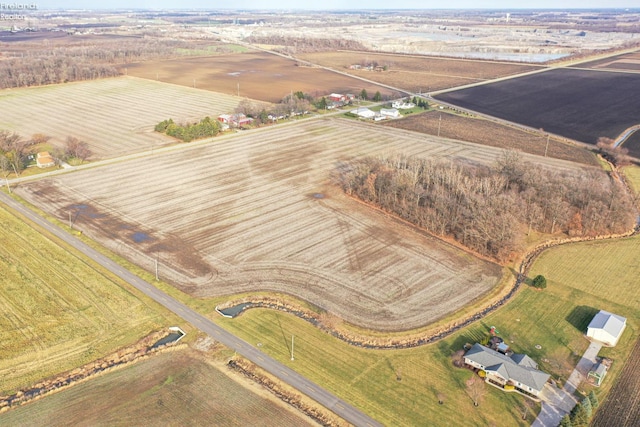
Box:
123;52;398;103
16;117;588;331
382;111;598;166
296;51;539;93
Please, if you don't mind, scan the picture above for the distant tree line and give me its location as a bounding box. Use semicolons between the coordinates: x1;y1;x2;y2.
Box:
333;151;636;262
0;38;196;89
155;117;221;142
244;35;366;54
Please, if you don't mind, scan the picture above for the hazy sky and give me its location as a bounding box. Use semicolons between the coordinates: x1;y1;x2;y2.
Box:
28;1;640;10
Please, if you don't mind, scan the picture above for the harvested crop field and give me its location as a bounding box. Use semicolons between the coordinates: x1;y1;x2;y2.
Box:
0;348;316;426
435;68;640;146
592;336;640;427
0;77;242;159
15;119;590;331
381;110;598;166
297;51;539;93
123;52;398;103
622;130;640;159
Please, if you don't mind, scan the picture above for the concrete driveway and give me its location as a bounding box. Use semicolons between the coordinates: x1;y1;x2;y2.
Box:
532;341;602;427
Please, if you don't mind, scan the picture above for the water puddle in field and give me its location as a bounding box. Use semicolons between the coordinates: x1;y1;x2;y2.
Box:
151;332;184;349
311;193;325;199
131;231;152;243
218;303;251;318
68;203;104;219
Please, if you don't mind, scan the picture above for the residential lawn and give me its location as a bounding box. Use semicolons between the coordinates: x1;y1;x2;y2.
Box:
0;203;171;395
219;310;534;427
218;234;640;426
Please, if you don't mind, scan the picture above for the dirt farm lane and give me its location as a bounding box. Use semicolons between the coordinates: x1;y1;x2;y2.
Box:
0;191;382;427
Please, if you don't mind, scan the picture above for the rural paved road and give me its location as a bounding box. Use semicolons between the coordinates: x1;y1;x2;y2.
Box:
0;191;382;427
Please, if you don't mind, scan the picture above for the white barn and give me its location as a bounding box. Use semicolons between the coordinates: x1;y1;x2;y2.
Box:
351;107;376;119
586;310;627;347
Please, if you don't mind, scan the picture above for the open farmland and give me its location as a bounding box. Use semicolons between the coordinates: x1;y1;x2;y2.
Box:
0;202;167;395
0;77;243;159
435;68;640;147
123;52;398;103
296;51;539;93
622;130;640;158
15;118;591;331
381;110;598;166
573;50;640;72
0;348;316;426
592;337;640;427
219;234;640;426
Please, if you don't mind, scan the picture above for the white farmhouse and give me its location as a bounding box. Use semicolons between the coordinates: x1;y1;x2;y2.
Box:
586;310;627;347
380;108;401;118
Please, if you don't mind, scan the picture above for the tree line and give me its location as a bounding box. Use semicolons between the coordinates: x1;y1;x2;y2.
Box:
333;151;636;262
244;35;366;54
0;38;195;89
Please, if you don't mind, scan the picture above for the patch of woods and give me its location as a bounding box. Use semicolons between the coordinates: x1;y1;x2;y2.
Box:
0;130;92;175
0;38;197;89
333;151;636;262
244;35;366;54
154;117;221;142
596;137;634;167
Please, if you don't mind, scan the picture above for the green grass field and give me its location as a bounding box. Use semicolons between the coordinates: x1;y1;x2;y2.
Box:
0;203;170;395
218;234;640;426
623;165;640;195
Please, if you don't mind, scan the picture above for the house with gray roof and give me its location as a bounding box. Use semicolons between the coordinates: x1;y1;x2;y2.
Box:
464;343;550;397
586;310;626;347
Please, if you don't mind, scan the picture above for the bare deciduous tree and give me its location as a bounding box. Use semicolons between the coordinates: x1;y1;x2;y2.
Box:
64;136;92;162
466;376;486;407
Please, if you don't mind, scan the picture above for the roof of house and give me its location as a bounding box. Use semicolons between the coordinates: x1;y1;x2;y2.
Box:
588;310;627;338
465;343;550;392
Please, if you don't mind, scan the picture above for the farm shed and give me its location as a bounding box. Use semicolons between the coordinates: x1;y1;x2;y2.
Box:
351;107;376;119
36;152;55;168
586;310;627;347
464;343;550;397
587;362;608;386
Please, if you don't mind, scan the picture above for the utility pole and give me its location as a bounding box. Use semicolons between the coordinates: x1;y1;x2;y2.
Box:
69;211;72;230
437;114;442;137
155;257;159;281
544;134;550;157
291;335;294;361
